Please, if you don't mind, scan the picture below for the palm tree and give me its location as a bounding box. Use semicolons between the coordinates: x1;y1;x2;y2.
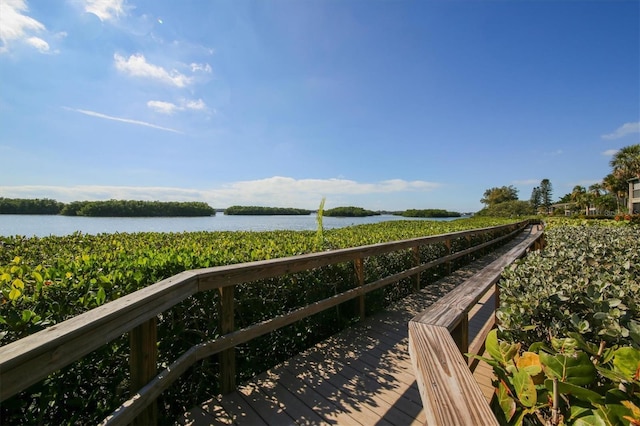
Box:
570;185;588;214
603;173;628;213
610;144;640;180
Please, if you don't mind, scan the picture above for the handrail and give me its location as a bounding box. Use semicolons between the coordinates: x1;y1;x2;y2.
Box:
408;224;545;425
0;220;530;424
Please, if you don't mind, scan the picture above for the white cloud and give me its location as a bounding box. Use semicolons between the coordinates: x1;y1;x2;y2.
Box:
63;107;183;133
190;62;212;73
184;98;206;111
85;0;127;22
601;122;640;140
147;100;179;115
114;53;192;87
602;149;619;156
26;36;49;52
0;177;442;208
0;0;49;53
147;98;207;114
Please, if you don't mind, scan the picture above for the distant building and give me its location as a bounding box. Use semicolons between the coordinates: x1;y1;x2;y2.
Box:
549;202;575;216
629;177;640;214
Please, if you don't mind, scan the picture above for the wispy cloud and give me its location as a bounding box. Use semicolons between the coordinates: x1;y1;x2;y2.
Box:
0;177;442;208
602;149;619;156
190;62;212;73
85;0;127;22
601;121;640;140
147;98;207;114
0;0;49;53
63;107;183;133
114;53;192;87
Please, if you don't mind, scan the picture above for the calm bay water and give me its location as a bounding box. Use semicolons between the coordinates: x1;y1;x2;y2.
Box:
0;214;458;237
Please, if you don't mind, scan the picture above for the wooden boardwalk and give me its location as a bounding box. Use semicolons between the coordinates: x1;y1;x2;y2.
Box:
178;237;525;426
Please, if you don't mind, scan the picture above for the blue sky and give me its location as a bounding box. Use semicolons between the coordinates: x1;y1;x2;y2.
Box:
1;0;638;212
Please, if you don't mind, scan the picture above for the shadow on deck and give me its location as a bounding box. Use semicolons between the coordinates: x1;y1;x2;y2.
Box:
178;235;524;425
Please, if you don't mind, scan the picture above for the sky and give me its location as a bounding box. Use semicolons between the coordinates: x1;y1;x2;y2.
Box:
0;0;638;213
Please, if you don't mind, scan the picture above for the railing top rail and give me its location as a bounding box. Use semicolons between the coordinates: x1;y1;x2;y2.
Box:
408;223;544;426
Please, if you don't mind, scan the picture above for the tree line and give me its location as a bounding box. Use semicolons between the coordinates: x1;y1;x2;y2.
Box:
224;206;313;215
475;143;639;217
400;209;461;218
0;198;215;217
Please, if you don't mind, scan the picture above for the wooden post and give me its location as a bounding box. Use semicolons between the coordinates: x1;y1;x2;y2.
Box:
466;235;472;263
354;257;366;321
444;238;452;274
451;314;469;359
412;246;420;291
129;318;158;426
218;286;236;394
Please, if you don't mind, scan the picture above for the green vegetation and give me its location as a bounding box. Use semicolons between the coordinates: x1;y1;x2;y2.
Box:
481;185;520;207
224;205;312;215
60;200;215;217
0;198;64;215
400;209;461;218
476;185;536;217
0;217;518;424
0;198;215;217
323;206;379;217
475;200;535;217
478;220;640;425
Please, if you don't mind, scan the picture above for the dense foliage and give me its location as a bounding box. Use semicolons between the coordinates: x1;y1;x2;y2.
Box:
482;220;640;425
323;206;380;217
400;209;461;218
59;200;215;217
475;200;535;217
0;217;518;424
0;198;64;215
224;205;312;215
481;185;520;207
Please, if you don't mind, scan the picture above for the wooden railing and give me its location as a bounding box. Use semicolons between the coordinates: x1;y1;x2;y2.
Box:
408;224;545;425
0;220;530;425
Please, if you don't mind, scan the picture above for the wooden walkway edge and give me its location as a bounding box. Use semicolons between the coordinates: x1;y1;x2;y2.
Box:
178;230;537;425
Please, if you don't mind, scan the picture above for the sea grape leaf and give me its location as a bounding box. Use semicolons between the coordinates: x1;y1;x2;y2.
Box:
486;329;519;365
494;380;516;422
567;332;599;355
612;347;640;380
8;287;21;301
513;369;537;407
545;379;604;404
517;351;542;376
571;407;608;426
621;401;640;423
539;351;596;385
628;320;640;346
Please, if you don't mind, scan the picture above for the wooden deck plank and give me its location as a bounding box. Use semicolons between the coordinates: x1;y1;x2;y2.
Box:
250;371;329;425
307;348;424;424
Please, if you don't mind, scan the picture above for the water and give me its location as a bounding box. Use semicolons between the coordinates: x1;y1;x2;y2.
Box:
0;214;459;237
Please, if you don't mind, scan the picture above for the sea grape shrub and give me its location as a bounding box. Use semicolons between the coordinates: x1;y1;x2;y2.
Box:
478;329;640;425
497;224;639;348
489;221;640;425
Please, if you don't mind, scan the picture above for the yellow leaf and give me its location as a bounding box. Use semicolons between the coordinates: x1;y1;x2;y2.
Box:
517;351;544;384
9;287;21;301
11;279;24;290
